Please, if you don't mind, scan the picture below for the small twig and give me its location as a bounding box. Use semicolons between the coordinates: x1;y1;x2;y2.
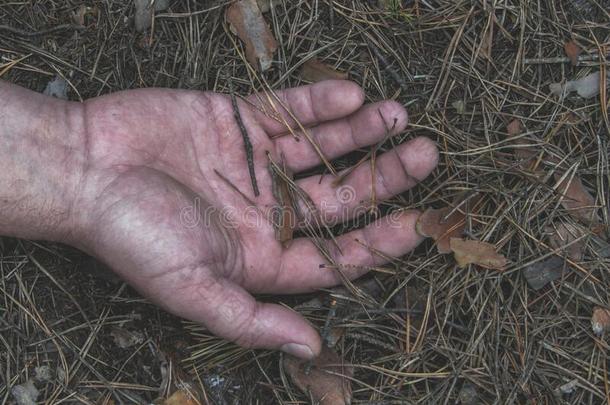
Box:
229;81;260;197
213;169;257;207
0;24;84;37
366;36;409;92
523;54;610;65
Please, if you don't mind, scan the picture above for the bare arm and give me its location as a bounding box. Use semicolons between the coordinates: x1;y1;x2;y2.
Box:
0;80;84;241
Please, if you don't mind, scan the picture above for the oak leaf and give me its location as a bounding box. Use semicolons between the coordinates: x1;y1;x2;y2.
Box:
226;0;278;71
301;59;348;82
284;346;352;405
564;40;581;66
416;207;465;254
162;390;199;405
554;173;599;224
547;222;586;261
449;238;507;269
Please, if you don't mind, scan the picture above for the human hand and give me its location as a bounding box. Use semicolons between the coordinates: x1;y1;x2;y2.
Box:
49;81;439;358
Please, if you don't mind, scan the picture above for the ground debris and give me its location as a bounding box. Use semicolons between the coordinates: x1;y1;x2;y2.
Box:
591;306;610;336
301;58;348;82
160;389;200;405
458;382;479;405
11;380;39;405
134;0;169;32
554;172;599;224
34;365;53;382
43;76;68;99
549;71;609;99
564;40;581;66
284;346;352;405
547;222;586;261
110;326;144;349
449;238;507;269
416;206;466;254
522;256;565;290
226;0;278;71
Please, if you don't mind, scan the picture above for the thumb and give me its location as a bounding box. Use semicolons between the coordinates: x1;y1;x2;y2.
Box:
176;274;321;359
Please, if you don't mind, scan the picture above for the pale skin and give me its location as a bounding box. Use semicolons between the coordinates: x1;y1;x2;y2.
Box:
0;80;438;359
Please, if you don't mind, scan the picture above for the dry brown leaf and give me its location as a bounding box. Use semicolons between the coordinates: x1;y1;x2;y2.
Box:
449;238;507;269
547;222;586;261
301;59;348;83
506;119;522;136
416;206;466;254
284;346;352;405
591;306;610;336
505;119;543;171
226;0;278;71
162;390;199;405
554;173;599;224
564;40;581;66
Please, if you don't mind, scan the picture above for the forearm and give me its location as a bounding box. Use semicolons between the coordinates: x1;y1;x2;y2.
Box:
0;80;85;242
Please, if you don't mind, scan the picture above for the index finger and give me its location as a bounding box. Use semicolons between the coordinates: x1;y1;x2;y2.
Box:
246;80;365;135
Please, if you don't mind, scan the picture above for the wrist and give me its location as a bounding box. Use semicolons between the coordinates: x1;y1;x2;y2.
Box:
0;81;87;243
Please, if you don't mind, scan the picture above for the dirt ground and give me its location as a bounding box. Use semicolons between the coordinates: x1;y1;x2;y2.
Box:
1;1;610;404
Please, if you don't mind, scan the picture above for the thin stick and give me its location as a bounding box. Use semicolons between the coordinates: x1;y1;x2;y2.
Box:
0;24;84;37
213;169;257;207
523;54;610;65
229;81;260;197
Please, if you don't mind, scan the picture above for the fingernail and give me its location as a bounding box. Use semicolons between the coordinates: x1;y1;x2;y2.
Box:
281;343;314;359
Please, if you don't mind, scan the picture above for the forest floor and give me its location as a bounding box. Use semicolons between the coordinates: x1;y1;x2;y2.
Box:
1;1;609;404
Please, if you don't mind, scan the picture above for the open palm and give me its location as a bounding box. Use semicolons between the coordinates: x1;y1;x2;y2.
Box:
73;80;438;358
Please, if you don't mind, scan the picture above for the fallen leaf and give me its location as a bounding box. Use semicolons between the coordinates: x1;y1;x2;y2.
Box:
449;238;507;269
505;119;540;170
547;222;586;261
591;306;610;336
226;0;278;71
416;206;466;254
284;346;352;405
564;40;581;66
506;119;522;136
522;256;565;290
549;71;609;99
162;389;199;405
110;327;144;349
301;59;348;82
554;173;599;224
325;327;345;348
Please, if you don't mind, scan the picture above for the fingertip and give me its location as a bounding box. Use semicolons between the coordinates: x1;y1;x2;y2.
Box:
374;209;425;255
377;100;409;134
262;304;322;359
310;80;365;121
399;136;439;181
